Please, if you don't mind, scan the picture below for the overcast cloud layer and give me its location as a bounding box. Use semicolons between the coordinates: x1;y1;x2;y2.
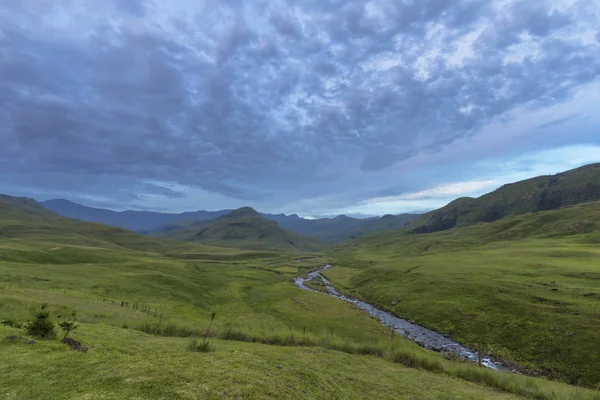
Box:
1;0;600;216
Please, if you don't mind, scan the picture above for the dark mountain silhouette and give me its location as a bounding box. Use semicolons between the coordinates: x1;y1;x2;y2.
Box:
411;163;600;234
41;199;231;232
41;199;421;242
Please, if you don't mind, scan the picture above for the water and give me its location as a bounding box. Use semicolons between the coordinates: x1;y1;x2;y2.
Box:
294;265;503;370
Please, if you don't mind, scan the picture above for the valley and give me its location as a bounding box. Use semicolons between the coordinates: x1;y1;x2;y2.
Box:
331;201;600;386
3;165;600;398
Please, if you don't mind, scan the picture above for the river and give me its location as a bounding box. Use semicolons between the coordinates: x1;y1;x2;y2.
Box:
294;264;503;370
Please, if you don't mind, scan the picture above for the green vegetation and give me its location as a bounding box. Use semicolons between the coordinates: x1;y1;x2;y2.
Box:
58;311;78;340
333;201;600;387
411;163;600;233
3;324;536;400
154;207;328;251
3;195;600;398
24;303;56;339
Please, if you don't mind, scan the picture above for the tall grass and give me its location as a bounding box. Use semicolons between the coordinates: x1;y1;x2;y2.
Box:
135;321;203;338
133;320;600;400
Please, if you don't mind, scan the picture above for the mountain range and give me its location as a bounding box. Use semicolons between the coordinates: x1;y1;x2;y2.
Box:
1;195;321;254
24;163;600;246
41;199;420;242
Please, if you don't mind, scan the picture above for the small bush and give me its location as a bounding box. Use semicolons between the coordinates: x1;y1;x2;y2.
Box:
57;312;78;340
188;338;214;353
25;304;56;339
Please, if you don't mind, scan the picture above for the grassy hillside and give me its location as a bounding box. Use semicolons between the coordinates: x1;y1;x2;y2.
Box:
155;207;328;252
1;195;276;260
412;163;600;233
153;213;420;243
2;194;598;398
332;201;600;387
1;324;529;400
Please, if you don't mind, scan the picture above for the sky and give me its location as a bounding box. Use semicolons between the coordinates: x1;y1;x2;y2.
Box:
1;0;599;218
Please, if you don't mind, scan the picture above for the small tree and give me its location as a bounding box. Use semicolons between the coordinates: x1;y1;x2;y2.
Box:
25;303;56;339
58;311;78;341
189;311;217;353
202;311;217;347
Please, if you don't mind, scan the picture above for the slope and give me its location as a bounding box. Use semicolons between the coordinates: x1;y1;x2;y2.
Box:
1;197;598;398
332;200;600;386
411;163;600;234
155;207;328;252
1;194;273;260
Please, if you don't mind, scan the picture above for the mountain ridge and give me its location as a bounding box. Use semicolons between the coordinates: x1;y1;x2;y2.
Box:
410;163;600;234
41;199;421;242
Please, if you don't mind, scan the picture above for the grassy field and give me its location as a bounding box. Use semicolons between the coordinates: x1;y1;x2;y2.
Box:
332;202;600;387
3;196;600;398
4;240;600;399
2;324;530;400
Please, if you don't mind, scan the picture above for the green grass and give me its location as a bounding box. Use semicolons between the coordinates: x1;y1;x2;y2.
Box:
3;240;600;399
3;195;600;398
2;324;529;400
333;202;600;387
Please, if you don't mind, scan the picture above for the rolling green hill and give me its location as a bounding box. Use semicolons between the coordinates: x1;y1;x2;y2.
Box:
154;207;329;252
332;200;600;387
150;212;420;243
411;163;600;234
0;195;276;260
2;195;599;399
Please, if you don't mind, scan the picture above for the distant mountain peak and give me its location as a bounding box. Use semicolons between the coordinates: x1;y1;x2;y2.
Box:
334;214;352;220
223;207;262;219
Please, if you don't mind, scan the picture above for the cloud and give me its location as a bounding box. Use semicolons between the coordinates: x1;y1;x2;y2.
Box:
375;180;500;202
331;144;600;217
0;0;599;215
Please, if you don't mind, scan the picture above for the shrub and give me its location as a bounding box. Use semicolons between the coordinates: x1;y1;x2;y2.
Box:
25;304;56;339
196;311;217;352
188;338;214;353
57;312;78;340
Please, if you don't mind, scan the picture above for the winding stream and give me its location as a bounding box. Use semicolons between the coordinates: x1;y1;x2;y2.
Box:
294;265;503;370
